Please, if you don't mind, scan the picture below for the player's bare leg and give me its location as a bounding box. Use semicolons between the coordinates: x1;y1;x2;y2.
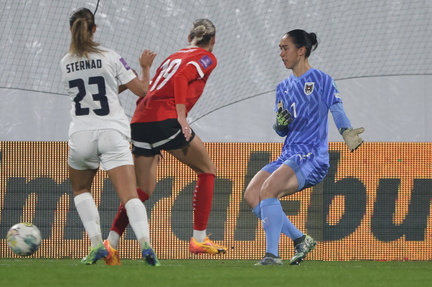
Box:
168;135;227;255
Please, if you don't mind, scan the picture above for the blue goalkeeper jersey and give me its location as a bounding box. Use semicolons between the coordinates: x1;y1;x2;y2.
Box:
275;68;342;157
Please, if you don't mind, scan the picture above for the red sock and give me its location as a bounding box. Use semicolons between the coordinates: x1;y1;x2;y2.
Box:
193;173;215;231
137;187;149;202
110;188;149;235
110;204;128;235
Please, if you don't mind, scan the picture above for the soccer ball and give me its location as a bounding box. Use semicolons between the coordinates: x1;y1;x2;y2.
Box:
6;222;42;256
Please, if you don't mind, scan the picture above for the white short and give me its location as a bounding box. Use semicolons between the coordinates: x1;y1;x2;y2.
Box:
68;129;133;171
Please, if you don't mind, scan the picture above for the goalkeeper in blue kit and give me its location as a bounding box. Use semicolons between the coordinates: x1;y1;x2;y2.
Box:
243;29;364;266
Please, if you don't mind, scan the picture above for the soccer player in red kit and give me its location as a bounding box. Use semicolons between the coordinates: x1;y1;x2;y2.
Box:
103;19;227;265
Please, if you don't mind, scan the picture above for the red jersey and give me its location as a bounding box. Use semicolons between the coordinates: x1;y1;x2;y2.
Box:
131;47;217;123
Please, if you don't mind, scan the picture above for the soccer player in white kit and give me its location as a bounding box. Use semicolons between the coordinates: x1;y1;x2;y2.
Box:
60;7;159;266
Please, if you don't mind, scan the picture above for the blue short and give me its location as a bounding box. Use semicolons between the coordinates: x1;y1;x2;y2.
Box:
262;150;329;191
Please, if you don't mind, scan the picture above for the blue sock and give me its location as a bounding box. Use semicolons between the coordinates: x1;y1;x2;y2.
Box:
281;216;303;240
252;204;304;240
254;203;303;240
260;198;285;257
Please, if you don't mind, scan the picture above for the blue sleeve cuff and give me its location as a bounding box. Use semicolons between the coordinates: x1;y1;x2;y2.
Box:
330;102;352;134
273;124;288;137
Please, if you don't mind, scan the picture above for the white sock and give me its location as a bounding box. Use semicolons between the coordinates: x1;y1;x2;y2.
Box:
74;192;102;248
107;231;120;250
193;230;207;242
124;198;150;249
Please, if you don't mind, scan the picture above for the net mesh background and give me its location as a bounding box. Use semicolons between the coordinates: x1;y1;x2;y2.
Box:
0;0;431;122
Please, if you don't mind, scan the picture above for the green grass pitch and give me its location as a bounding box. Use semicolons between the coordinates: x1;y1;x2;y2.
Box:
0;259;431;287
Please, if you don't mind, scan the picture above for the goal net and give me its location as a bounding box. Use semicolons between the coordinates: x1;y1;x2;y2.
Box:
1;0;431;122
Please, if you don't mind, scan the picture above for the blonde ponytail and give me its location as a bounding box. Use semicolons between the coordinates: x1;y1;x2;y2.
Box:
189;19;216;47
68;8;103;58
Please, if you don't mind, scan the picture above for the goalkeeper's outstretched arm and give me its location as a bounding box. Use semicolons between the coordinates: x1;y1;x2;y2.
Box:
330;102;364;152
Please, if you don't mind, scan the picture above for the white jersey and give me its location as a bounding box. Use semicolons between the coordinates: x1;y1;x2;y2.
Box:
60;47;136;138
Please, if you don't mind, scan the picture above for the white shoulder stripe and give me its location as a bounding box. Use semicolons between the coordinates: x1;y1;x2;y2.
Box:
187;61;205;78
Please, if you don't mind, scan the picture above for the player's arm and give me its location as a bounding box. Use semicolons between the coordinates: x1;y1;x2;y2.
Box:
173;64;201;141
125;49;157;97
119;69;139;94
118;84;127;94
330;102;364;152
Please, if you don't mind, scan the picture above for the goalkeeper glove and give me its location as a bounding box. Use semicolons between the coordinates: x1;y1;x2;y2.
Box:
341;127;365;152
273;107;292;136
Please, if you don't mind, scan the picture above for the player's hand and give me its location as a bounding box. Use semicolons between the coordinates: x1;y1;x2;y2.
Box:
276;106;292;127
139;49;157;68
273;107;292;137
177;117;192;141
342;127;365;152
182;125;192;141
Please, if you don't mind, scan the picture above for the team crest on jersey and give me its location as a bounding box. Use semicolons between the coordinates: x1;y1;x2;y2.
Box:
304;82;315;95
119;58;131;70
199;55;213;69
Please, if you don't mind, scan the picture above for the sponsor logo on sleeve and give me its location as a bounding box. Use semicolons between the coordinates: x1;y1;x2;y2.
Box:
199;55;213;69
119;58;131;70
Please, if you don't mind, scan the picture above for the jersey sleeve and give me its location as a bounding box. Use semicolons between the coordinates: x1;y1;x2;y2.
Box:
187;53;217;78
274;81;286;111
323;73;352;132
322;74;342;108
112;50;136;85
172;64;198;105
172;51;217;105
330;102;352;132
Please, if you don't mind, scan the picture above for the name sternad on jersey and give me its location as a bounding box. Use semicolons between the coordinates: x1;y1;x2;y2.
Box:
66;59;102;73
